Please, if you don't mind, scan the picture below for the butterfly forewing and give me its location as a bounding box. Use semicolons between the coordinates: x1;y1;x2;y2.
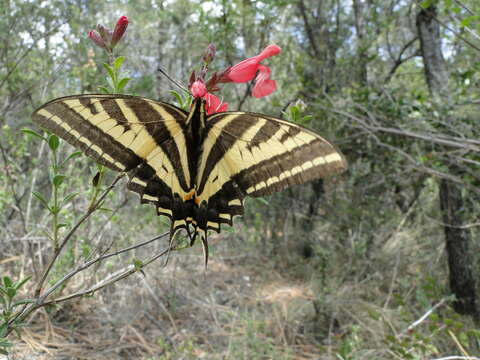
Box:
195;111;347;213
32;94;195;231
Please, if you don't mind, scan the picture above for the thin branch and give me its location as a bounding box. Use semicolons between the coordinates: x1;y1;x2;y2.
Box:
326;106;480;152
34;173;125;298
402;298;448;334
384;37;419;83
7;235;173;336
432;357;480;360
38;232;168;303
44;245;173;305
453;0;475;15
297;0;319;56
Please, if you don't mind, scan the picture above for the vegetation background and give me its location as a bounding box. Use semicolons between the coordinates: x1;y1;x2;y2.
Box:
1;0;480;359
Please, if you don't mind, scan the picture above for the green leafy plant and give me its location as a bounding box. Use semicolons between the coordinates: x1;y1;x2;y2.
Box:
0;276;33;355
100;56;131;94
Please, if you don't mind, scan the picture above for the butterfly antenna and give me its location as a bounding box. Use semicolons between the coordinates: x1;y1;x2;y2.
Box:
157;66;188;92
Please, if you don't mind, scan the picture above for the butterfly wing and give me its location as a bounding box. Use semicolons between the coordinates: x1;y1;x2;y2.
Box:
194;111;347;233
32;94;196;235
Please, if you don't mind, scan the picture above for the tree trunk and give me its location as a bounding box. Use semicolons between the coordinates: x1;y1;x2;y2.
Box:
352;0;368;85
439;178;478;316
416;5;478;320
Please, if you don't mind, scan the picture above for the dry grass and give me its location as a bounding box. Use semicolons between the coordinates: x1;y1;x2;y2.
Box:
2;193;479;360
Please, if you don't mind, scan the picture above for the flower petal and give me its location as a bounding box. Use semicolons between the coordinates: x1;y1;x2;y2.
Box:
204;93;228;114
252;65;277;98
256;45;281;62
225;44;281;83
226;58;260;83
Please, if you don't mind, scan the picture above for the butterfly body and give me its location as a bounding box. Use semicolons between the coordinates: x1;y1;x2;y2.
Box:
33;94;347;259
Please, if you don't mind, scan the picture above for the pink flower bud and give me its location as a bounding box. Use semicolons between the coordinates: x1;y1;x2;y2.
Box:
203;43;216;64
111;16;129;47
191;80;207;98
88;30;107;50
96;24;112;43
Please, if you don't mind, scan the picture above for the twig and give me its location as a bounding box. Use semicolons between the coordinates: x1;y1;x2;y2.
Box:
44;245;173;305
7;239;173;336
34;173;125;298
431;357;480;360
39;232;168;302
402;298;448;334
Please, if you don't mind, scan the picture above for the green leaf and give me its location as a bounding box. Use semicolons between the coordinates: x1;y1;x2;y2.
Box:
21;128;45;140
62;192;79;204
99;86;111;94
419;0;431;9
56;223;68;230
0;348;9;355
113;56;125;70
53;174;66;187
0;323;7;337
103;63;116;82
13;276;30;291
290;106;300;121
460;16;476;28
48;134;60;151
12;299;35;307
133;259;143;271
63;151;82;164
256;198;269;206
117;77;130;92
3;277;12;288
170;90;183;106
32;191;50;210
6;288;16;299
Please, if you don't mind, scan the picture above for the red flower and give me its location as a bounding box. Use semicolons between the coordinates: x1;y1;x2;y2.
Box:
111;16;129;48
204;93;228;115
252;65;276;98
190;80;228;114
226;45;281;87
